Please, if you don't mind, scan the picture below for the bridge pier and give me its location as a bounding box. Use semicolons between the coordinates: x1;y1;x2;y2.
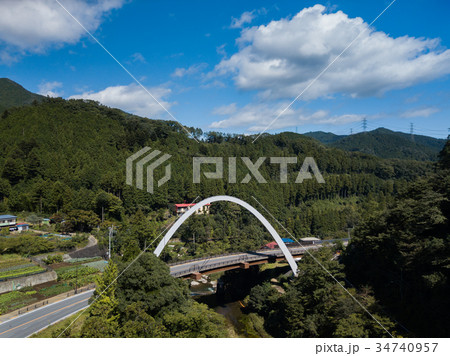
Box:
190;272;202;280
239;262;249;269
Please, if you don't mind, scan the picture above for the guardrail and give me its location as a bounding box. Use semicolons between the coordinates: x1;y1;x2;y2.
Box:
16;283;96;315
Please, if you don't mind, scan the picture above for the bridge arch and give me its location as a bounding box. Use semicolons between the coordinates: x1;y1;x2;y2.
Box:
154;195;298;276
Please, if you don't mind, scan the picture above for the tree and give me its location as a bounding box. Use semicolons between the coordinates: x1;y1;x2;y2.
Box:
119;302;168;337
128;209;156;249
116;253;189;317
0;178;11;202
2;157;25;184
81;261;119;337
63;210;100;232
162;301;228;337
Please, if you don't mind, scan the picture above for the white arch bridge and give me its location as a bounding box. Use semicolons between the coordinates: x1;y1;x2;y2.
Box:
154;195;334;277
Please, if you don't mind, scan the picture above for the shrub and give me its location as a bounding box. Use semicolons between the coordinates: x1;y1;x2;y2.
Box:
43;255;63;264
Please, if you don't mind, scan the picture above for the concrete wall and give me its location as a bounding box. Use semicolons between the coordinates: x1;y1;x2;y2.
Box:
0;271;57;294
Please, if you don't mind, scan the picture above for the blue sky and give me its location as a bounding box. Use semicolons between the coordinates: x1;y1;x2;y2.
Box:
0;0;449;138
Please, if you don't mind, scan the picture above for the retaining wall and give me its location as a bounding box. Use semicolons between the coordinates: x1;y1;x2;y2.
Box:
0;271;57;294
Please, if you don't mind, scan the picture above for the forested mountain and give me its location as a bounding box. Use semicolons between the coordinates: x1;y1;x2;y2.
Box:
305;128;446;161
0;78;44;113
0;97;433;242
303;131;345;144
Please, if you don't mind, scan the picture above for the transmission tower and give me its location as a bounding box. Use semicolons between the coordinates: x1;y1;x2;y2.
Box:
410;123;414;142
362;118;367;132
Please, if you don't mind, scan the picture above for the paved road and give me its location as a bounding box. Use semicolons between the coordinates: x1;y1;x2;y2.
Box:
0;290;94;338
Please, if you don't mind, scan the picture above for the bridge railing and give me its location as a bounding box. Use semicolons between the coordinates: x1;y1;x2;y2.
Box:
168;238;348;277
171;256;251;277
169;246;325;277
168;251;246;266
167;238;347;267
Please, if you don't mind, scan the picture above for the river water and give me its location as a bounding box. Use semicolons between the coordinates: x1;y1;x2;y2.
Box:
191;281;245;335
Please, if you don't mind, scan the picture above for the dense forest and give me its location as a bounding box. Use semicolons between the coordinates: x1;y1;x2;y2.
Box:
343;141;450;337
0;97;437;255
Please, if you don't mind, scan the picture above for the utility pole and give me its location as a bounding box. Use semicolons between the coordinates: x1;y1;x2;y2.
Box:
193;233;195;253
75;264;78;295
362;118;367;132
108;225;114;260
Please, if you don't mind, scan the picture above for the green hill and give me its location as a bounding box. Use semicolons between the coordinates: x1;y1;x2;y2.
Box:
305;128;446;161
0;78;44;113
303;131;346;144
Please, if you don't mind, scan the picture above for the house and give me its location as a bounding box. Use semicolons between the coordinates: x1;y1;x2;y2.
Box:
17;223;29;232
0;215;17;229
299;237;321;245
174;203;211;216
262;241;278;249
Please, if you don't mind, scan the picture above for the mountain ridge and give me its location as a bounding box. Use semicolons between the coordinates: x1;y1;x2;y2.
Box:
0;78;44;113
304;128;446;161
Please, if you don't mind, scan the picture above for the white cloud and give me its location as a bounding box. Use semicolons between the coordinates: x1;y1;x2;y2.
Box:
38;81;63;97
230;11;256;29
69;83;175;118
172;63;208;78
130;52;146;63
212;103;237;116
216;44;227;57
215;4;450;100
0;0;124;60
401;107;439;118
210;102;363;131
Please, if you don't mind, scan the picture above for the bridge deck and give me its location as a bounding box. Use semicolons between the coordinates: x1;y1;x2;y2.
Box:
169;239;347;277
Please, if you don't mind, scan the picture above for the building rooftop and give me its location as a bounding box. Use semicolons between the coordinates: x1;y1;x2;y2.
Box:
175;203;211;208
0;215;17;219
300;237;321;241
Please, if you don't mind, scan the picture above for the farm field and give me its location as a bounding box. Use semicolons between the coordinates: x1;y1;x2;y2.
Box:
0;254;45;281
0;255;104;315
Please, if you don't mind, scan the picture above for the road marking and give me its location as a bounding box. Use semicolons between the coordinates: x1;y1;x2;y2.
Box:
0;297;90;337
